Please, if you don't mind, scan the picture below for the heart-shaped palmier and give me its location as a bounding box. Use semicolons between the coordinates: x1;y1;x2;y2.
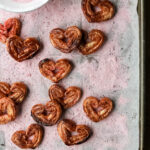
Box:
0;18;21;43
39;59;72;83
9;82;27;104
57;119;91;146
0;97;16;124
50;26;82;53
83;96;113;122
11;124;43;149
49;84;81;109
6;35;40;62
78;29;104;55
82;0;115;23
0;82;27;104
31;100;62;126
0;82;10;99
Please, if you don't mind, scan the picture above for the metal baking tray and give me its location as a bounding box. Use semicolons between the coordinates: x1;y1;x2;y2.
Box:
138;0;145;149
0;0;145;149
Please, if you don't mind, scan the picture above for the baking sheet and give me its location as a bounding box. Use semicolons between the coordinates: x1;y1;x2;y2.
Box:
0;0;139;150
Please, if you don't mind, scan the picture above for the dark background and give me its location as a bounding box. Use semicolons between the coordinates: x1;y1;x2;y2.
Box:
144;0;149;149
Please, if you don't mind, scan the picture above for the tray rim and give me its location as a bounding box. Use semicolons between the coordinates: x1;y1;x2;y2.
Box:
139;0;145;149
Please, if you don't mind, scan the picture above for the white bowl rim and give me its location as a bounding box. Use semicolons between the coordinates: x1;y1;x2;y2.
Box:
0;0;49;13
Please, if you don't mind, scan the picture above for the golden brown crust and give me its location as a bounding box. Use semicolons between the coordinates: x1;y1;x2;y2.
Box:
11;124;43;149
8;82;27;104
82;0;115;23
78;29;104;55
31;100;62;126
0;18;21;43
0;97;16;124
50;26;82;53
83;96;113;122
57;119;91;146
6;35;40;62
39;59;72;83
49;84;81;109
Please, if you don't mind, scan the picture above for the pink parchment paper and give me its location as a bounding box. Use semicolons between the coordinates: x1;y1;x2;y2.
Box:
0;0;139;150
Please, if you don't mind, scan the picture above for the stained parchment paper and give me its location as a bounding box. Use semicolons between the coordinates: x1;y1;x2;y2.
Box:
0;0;139;150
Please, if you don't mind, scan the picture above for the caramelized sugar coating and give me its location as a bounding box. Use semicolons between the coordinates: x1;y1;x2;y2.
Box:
11;124;44;149
83;97;113;122
49;84;81;109
6;35;40;62
0;97;16;124
50;26;82;53
78;29;104;55
39;59;72;83
31;100;62;126
82;0;115;23
0;82;27;104
0;18;21;43
57;119;91;146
